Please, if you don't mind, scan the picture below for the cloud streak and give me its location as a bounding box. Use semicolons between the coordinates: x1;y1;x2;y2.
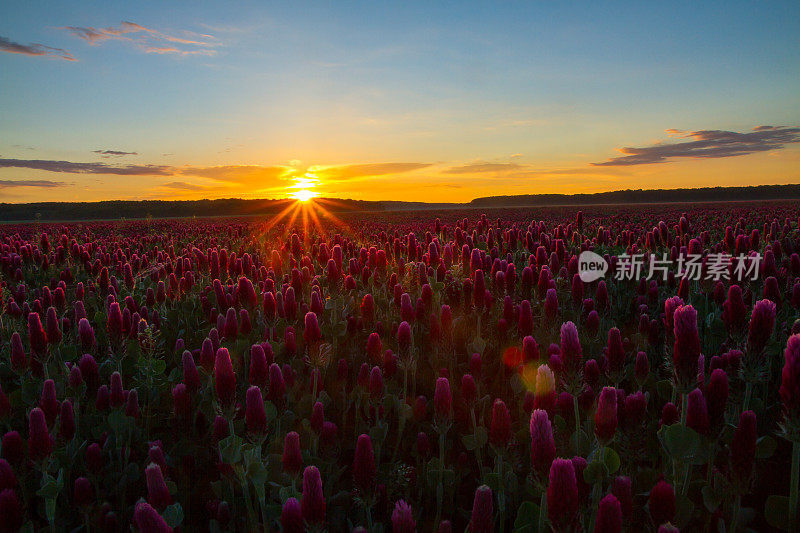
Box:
445;162;524;174
0;158;171;176
310;162;431;181
0;179;67;189
93;149;138;158
62;21;218;56
593;126;800;166
0;36;75;61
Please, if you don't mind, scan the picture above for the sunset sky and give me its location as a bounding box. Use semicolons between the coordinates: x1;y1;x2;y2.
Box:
1;1;799;203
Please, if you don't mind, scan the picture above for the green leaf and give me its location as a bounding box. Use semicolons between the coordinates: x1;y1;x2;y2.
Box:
571;429;592;456
461;434;477;451
674;494;694;528
661;424;701;462
471;336;486;355
264;401;278;423
219;435;243;464
484;472;502;492
656;380;673;400
755;436;776;459
45;497;56;523
583;461;605;484
152;359;167;375
602;447;620;475
163;503;184;528
764;495;789;530
474;427;488;448
701;485;721;512
513;501;540;532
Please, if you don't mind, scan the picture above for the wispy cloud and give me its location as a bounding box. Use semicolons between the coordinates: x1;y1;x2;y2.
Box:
93;149;138;158
0;179;67;189
0;36;75;61
445;162;524;174
310;163;431;181
593;126;800;166
62;21;218;56
0;158;171;175
162;181;207;191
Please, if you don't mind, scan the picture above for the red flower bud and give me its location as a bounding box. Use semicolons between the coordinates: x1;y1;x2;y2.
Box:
595;387;618;443
146;463;172;510
648;480;675;526
282;431;302;475
28;407;53;460
245;386;268;435
747;299;776;354
353;434;376;491
731;410;757;486
547;458;579;530
686;388;709;435
133;501;173;533
73;477;93;507
594;493;622;533
0;489;23;533
780;334;800;418
28;312;48;354
59;400;75;441
214;348;236;406
434;377;452;421
489;399;511;447
301;466;325;524
611;476;632;517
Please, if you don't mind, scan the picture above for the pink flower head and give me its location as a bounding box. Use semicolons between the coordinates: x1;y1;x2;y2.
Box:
530;409;556;473
747;299;776;354
560;321;582;371
469;485;494;532
780;334;800;419
281;497;303;533
489;399;511;447
391;500;416;533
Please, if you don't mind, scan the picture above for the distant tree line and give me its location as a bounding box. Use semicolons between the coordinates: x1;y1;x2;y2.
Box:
1;184;798;222
469;184;800;207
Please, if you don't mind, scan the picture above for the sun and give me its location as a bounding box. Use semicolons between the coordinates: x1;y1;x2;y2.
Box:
292;189;317;202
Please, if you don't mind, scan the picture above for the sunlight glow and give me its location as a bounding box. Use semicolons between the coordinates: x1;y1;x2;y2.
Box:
292;189;317;202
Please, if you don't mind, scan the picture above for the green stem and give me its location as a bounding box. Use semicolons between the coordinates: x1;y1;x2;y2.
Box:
790;441;800;531
435;428;446;526
497;452;505;533
742;382;752;413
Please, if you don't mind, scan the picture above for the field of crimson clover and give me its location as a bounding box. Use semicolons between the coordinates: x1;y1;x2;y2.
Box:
1;202;800;532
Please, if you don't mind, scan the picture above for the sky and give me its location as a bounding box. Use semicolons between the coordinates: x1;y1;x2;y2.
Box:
1;1;799;203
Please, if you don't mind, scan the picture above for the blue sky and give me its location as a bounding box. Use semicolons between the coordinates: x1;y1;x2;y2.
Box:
1;1;799;202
